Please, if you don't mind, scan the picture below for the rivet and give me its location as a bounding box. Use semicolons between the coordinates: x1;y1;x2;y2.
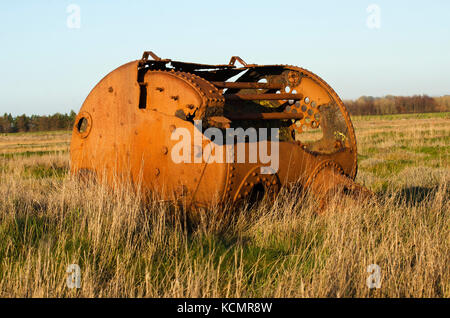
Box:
162;146;168;155
155;168;160;176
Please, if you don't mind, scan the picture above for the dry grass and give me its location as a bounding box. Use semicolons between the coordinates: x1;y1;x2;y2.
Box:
0;113;448;298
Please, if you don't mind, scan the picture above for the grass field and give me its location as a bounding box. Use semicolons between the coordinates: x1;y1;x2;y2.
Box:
0;113;448;297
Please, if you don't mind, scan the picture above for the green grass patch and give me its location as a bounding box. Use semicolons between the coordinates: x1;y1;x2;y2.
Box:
0;130;71;137
352;112;450;121
366;159;414;178
23;164;68;179
0;150;68;159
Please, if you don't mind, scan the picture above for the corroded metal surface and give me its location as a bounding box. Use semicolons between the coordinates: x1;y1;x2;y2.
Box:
70;52;371;211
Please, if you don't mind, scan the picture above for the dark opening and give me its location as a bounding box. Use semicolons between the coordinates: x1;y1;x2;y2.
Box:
247;183;265;208
138;83;147;109
77;117;88;133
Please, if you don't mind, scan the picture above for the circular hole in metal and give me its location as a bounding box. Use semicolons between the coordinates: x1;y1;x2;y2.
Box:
77;117;88;133
311;101;316;108
308;109;313;116
291;108;297;113
304;97;310;104
301;105;307;112
314;113;321;120
285;106;291;112
285;86;291;93
289;89;297;105
305;117;311;124
258;78;268;83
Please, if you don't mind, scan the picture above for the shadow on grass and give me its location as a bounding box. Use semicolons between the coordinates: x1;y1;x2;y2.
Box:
395;186;440;205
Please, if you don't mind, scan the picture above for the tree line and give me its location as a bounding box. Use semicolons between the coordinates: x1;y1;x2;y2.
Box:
344;95;450;116
0;111;77;133
1;95;449;133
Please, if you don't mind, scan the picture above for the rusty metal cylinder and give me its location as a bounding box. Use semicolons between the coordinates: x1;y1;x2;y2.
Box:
70;52;367;210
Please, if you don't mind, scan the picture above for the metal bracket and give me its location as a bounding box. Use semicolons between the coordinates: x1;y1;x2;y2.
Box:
228;56;256;68
140;51;171;65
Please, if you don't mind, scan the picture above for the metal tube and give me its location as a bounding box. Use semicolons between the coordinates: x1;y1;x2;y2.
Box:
212;81;283;90
226;112;304;120
225;93;303;101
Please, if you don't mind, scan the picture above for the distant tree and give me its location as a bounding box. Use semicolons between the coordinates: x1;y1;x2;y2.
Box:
15;114;30;132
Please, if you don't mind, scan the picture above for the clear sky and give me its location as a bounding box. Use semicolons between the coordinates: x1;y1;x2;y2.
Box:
1;0;449;116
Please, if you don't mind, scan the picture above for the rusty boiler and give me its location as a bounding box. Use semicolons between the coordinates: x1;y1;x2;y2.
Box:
70;52;370;211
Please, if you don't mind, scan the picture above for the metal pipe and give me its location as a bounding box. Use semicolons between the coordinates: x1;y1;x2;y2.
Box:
212;81;283;90
226;112;304;120
225;93;303;101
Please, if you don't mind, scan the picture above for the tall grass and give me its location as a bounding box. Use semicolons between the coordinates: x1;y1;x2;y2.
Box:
0;114;448;297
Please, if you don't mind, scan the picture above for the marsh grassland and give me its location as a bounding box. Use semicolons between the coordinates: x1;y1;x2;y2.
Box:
0;113;448;297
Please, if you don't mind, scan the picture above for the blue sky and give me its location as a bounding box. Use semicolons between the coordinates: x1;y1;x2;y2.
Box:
1;0;449;116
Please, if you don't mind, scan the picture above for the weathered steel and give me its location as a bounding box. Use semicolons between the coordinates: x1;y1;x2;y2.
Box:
70;52;371;212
